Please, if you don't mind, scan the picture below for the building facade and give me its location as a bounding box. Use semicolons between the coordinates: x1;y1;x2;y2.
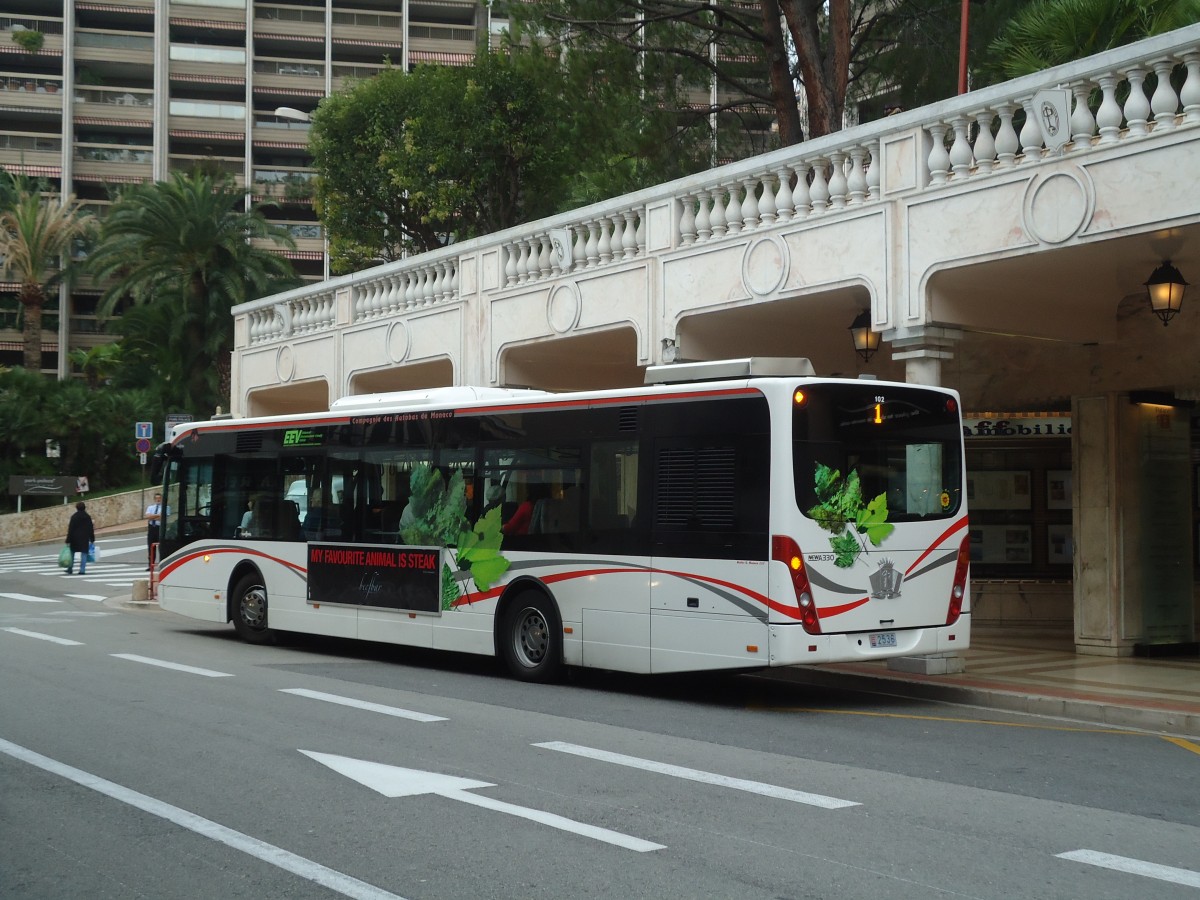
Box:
0;0;490;376
228;25;1200;655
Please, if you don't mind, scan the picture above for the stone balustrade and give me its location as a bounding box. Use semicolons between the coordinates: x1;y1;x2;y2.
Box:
233;23;1200;405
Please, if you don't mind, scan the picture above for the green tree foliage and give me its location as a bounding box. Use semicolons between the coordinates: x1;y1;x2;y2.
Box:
979;0;1200;81
0;367;161;513
312;52;561;268
0;188;94;372
87;171;301;416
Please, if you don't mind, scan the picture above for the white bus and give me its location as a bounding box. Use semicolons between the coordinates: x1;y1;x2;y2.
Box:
152;358;970;682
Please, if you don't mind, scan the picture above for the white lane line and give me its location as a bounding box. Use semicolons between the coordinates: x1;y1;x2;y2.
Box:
280;688;447;722
65;594;108;602
1056;850;1200;888
111;654;233;678
534;741;859;810
0;738;407;900
0;593;60;604
451;789;665;852
2;628;83;646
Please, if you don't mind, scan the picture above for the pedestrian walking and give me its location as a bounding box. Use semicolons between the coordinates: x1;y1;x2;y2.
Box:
65;501;95;576
145;491;163;569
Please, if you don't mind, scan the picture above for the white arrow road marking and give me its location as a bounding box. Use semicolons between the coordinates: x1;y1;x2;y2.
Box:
0;593;60;604
111;654;233;678
2;628;83;645
534;741;859;809
1056;850;1200;888
0;738;407;900
65;594;109;602
280;688;448;722
300;751;665;853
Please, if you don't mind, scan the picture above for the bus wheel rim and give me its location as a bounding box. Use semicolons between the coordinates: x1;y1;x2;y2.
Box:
241;587;267;629
515;608;548;667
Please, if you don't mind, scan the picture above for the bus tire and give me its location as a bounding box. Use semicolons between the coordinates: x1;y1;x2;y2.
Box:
231;573;274;644
500;593;563;683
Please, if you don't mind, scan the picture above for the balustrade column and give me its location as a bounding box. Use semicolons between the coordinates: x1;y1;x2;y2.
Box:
1069;81;1097;146
1123;67;1151;135
994;104;1018;166
1181;51;1200;124
927;123;951;183
679;194;697;245
972;112;996;174
773;167;794;221
1149;57;1179;130
1095;75;1123;143
827;152;848;209
809;160;830;213
1017;99;1043;161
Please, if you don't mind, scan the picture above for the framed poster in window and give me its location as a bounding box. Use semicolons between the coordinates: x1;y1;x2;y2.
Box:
968;524;1032;564
967;470;1032;511
1047;524;1073;564
1046;470;1072;510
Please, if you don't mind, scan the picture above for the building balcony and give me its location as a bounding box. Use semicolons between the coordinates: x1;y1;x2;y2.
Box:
0;133;61;170
73;145;153;179
0;76;64;110
168;154;245;180
73;86;155;125
252;70;324;94
75;30;154;66
168;99;247;135
251;119;310;149
168;4;247;29
253;5;326;42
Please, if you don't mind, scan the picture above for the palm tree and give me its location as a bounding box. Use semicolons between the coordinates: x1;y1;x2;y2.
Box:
0;189;94;373
981;0;1200;80
88;170;300;415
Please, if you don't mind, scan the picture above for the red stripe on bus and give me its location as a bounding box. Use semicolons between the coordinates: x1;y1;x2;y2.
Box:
159;546;307;580
904;516;969;575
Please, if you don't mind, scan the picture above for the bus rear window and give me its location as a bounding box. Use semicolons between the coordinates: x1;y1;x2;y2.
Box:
794;385;963;522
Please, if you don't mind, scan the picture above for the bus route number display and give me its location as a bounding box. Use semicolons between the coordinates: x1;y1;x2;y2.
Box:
307;543;441;614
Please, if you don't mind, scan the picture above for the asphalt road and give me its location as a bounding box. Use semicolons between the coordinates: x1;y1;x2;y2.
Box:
2;534;1198;899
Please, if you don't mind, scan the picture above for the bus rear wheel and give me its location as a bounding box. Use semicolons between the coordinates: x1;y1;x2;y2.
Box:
231;574;274;644
500;594;563;683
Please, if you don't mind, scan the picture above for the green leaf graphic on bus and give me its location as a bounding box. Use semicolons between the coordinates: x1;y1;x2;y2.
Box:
399;465;511;609
809;463;894;568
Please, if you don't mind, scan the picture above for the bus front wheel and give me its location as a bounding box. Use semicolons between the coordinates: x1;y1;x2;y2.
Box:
500;594;563;683
231;574;274;644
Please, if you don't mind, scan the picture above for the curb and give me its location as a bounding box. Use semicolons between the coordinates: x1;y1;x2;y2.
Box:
765;665;1200;739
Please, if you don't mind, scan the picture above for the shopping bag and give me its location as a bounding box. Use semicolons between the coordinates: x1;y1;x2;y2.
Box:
58;545;72;568
87;542;97;563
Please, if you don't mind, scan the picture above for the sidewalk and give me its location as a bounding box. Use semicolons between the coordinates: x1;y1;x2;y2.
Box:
774;626;1200;739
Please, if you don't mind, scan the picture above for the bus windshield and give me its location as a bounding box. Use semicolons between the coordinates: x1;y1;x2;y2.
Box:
793;383;963;522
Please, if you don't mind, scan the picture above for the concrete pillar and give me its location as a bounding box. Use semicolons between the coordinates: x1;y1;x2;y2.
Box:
888;325;963;387
884;324;967;674
1072;392;1195;656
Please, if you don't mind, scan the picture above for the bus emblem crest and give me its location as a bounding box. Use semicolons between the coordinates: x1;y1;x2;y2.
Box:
869;559;903;599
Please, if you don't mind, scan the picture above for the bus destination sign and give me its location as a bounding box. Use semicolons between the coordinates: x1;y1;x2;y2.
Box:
307;543;442;614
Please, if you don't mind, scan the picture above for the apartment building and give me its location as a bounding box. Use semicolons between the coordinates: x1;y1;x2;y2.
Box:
0;0;488;376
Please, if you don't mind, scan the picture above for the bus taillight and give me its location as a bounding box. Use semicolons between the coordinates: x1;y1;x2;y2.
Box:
947;535;970;625
772;535;821;635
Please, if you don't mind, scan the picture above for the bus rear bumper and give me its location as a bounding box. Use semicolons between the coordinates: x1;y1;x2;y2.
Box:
768;616;970;666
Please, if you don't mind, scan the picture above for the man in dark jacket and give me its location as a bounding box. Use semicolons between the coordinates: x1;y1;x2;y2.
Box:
65;501;95;576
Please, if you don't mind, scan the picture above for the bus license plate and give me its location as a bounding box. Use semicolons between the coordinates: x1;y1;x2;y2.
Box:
869;631;896;649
